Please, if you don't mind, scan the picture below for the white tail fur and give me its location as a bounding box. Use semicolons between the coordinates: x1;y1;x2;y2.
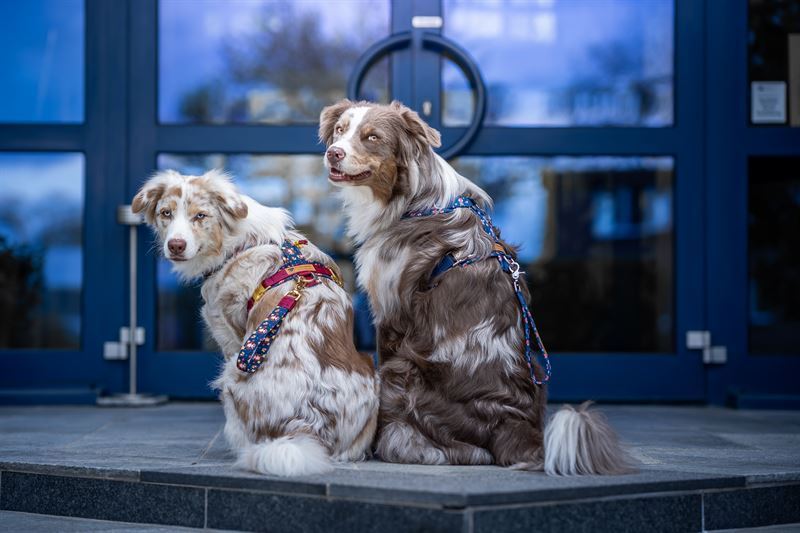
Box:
544;402;632;476
237;434;334;477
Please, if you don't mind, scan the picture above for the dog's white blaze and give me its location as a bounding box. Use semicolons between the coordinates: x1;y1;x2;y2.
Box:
328;106;370;175
162;187;201;260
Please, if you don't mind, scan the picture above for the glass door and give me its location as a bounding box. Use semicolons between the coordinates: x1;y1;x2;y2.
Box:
129;0;707;401
347;0;706;401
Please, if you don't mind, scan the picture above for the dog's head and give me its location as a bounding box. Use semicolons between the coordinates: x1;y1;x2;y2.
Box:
319;100;441;203
131;169;248;266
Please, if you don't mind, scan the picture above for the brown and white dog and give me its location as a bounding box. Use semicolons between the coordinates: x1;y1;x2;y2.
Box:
319;100;630;475
132;169;379;476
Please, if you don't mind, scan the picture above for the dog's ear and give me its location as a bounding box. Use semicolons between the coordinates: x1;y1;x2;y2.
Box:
201;169;248;221
132;171;177;224
391;100;442;148
319;99;354;145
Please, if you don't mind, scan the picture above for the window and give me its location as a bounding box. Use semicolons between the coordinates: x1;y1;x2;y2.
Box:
0;152;84;349
451;156;674;352
748;157;800;354
159;0;391;124
0;0;84;123
442;0;674;127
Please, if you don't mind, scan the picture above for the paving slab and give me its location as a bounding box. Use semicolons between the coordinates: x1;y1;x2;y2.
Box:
1;403;799;532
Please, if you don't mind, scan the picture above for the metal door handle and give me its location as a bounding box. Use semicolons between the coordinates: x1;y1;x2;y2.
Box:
347;31;487;160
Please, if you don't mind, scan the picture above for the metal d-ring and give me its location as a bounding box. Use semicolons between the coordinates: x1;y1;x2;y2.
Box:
347;31;487;160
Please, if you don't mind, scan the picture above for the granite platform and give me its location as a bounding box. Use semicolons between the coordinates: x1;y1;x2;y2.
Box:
0;403;798;532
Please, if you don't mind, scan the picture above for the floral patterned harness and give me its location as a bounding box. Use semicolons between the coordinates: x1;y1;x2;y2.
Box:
235;240;341;374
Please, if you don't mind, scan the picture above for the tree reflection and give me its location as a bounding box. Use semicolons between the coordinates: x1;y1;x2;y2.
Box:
178;1;387;124
0;237;43;348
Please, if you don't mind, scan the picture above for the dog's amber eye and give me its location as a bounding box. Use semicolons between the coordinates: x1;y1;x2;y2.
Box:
335;126;344;135
160;209;172;218
367;134;379;142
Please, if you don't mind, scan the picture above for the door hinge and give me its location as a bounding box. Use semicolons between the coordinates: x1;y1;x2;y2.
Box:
103;327;145;360
686;330;727;364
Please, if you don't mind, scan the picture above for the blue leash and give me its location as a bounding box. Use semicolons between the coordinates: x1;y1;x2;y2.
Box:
403;196;552;385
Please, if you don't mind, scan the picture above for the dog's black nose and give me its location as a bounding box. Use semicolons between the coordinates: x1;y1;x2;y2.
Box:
326;147;345;162
168;238;186;256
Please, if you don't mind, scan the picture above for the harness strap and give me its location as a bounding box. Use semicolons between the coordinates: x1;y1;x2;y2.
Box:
247;263;339;312
403;196;552;385
237;287;304;374
236;239;340;374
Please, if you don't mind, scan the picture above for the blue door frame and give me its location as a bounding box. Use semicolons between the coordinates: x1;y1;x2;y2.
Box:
2;0;797;404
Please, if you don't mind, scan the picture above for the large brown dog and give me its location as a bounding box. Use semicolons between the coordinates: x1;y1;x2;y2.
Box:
319;100;631;475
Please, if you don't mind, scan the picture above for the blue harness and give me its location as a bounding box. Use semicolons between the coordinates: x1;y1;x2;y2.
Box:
403;195;552;385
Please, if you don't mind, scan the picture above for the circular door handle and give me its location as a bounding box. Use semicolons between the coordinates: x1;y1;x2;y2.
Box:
347;31;487;160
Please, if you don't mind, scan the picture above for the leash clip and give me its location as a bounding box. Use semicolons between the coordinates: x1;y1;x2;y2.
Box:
508;259;522;281
286;277;307;301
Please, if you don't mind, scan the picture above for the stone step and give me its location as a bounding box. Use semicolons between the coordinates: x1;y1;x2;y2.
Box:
1;461;799;532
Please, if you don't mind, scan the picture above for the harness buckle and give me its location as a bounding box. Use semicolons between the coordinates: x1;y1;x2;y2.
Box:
286;277;307;301
251;283;267;305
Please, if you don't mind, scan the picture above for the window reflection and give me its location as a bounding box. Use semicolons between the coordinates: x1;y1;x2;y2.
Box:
155;154;674;354
0;153;84;349
155;154;374;352
749;157;800;354
451;156;674;352
443;0;674;127
159;0;390;124
0;0;84;123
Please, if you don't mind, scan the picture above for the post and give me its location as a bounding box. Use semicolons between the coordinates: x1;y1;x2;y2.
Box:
129;223;138;396
97;206;167;406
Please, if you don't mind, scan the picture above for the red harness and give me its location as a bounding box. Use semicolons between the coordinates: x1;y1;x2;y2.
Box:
245;240;341;313
237;239;342;374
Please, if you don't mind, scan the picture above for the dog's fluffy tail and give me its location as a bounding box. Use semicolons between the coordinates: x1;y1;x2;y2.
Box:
543;401;633;476
237;434;334;477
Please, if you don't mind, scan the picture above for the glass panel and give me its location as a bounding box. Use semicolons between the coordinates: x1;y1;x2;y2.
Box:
749;157;800;354
159;0;390;124
443;0;674;127
155;154;374;352
450;156;674;352
0;0;84;123
0;153;84;349
748;0;800;126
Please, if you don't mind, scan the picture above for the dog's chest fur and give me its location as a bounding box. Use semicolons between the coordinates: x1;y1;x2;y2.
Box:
354;238;411;321
200;244;286;357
